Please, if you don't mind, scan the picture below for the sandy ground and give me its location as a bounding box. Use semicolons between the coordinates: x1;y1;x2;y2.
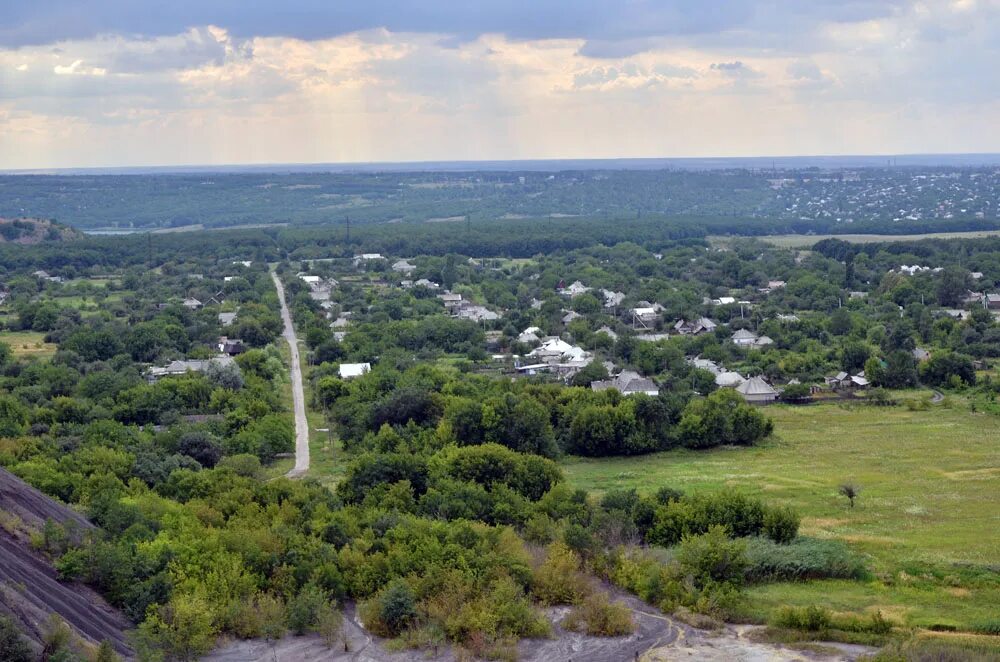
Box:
205;594;877;662
0;467;134;658
272;271;310;478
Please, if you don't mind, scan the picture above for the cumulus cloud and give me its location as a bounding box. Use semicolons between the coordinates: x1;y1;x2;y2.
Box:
0;0;997;168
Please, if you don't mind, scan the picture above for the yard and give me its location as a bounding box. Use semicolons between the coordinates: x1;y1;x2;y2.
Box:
562;400;1000;630
0;331;57;359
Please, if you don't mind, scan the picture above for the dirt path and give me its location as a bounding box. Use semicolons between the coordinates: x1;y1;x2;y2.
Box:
931;389;944;404
204;595;875;662
271;271;310;478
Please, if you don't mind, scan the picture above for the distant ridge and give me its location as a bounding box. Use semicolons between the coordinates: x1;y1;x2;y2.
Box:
5;153;1000;176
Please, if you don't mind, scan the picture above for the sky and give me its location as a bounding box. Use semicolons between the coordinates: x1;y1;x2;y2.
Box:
1;1;998;169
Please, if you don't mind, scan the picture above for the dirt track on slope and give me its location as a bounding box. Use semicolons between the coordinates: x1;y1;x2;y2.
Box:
0;467;134;658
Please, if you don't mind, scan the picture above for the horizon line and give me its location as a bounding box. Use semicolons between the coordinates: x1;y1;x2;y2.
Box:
4;151;1000;176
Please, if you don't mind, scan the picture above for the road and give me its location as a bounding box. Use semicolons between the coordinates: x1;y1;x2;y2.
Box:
272;271;310;478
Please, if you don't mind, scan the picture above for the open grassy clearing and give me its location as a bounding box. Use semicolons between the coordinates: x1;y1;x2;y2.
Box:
562;399;1000;629
0;331;57;358
709;229;1000;249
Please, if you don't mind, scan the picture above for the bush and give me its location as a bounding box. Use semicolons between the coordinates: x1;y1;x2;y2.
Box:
562;592;635;636
532;541;590;605
743;537;868;583
286;584;329;635
0;616;32;662
771;605;832;631
675;526;748;587
762;506;800;544
362;580;418;637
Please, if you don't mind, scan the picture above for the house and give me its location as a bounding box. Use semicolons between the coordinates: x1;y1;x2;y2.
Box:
414;278;439;289
674;318;717;335
776;314;800;323
601;290;626;309
217;337;246;356
712;296;737;306
986;294;1000;310
596;326;618;340
825;371;870;390
182;298;203;310
147;355;234;382
339;363;371;379
330;315;352;329
218;312;238;327
563;281;591;297
353;253;384;265
438;292;463;309
731;329;758;347
848;291;868;300
456;305;500;322
632;303;662;329
518;326;542;344
392;259;417;274
562;310;582;324
715;371;746;388
735;376;779;404
32;270;62;282
912;347;931;362
767;280;786;290
591;370;659;397
688;357;722;375
971;271;984;280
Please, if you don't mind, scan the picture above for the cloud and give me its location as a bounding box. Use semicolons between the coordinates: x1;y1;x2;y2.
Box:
0;0;913;55
710;61;762;78
0;1;998;168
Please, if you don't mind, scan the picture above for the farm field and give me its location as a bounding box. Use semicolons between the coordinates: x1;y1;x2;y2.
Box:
562;400;1000;630
0;331;57;358
709;229;1000;249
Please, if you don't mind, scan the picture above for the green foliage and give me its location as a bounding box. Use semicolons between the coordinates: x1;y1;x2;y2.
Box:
562;592;635;636
743;537;868;582
0;616;32;662
675;526;749;587
532;541;590;605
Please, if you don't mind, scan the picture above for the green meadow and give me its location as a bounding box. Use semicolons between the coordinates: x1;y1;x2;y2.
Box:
562;400;1000;630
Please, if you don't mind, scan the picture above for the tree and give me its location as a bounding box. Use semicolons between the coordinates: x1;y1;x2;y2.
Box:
0;616;32;662
373;580;417;636
883;351;917;388
828;308;853;336
570;361;609;387
936;266;970;307
838;482;860;508
919;352;976;387
177;431;223;468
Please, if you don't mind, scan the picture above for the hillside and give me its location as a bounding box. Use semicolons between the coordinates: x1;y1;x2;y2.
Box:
0;467;133;658
0;217;82;244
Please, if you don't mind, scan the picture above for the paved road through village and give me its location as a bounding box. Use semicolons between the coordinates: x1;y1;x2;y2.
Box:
272;270;310;477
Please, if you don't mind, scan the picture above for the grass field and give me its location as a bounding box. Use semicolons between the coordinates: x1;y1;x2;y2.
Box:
562;400;1000;630
709;229;1000;249
0;331;57;359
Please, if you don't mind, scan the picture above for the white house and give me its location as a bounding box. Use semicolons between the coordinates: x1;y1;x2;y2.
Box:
736;376;778;403
339;363;371;379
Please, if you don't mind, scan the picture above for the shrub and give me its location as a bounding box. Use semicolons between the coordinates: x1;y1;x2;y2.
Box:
771;605;832;631
743;537;868;583
363;579;418;637
532;541;590;605
562;592;635;636
286;584;329;635
762;506;800;544
0;616;32;662
675;525;748;587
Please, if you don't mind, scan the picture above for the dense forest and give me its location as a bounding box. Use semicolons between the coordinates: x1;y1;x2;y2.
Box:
1;166;997;234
